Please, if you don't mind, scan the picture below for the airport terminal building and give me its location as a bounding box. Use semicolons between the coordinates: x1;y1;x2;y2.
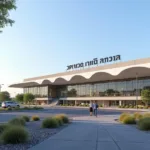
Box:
10;56;150;107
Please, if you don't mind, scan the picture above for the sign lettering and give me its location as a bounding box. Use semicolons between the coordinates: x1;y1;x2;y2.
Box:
67;55;121;70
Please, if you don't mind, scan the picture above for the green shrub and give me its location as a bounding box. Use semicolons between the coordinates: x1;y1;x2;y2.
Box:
122;105;125;108
37;107;43;110
12;107;20;111
31;115;40;121
0;108;4;111
42;117;59;128
23;107;30;110
138;105;143;109
125;105;129;108
143;113;150;118
1;126;29;144
119;113;130;122
122;116;136;124
33;106;43;110
118;106;121;108
133;112;143;120
54;116;63;126
99;104;103;107
21;116;30;122
129;105;133;108
144;106;149;109
56;114;69;124
6;108;12;111
33;106;38;110
9;118;26;126
0;124;8;134
24;107;32;110
138;117;150;130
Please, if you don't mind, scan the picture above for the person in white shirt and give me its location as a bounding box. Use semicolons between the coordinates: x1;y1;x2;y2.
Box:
89;101;93;116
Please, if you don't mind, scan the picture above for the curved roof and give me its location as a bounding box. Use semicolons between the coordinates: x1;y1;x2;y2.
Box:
10;57;150;88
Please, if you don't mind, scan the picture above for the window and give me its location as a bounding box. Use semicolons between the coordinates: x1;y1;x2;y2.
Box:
23;86;48;97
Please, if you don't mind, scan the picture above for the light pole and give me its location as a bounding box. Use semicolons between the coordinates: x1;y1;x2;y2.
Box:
136;73;138;109
0;84;4;93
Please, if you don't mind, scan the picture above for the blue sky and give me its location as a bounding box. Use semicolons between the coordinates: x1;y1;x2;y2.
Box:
0;0;150;96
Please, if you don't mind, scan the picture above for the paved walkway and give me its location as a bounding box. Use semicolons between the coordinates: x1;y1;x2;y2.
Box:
29;115;150;150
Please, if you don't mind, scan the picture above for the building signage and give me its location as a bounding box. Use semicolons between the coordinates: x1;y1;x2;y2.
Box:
67;54;121;70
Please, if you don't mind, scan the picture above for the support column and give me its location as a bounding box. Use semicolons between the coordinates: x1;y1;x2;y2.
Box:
119;100;122;106
103;100;104;107
75;100;77;106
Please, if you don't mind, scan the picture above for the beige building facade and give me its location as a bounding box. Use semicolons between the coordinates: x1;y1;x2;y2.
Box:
10;57;150;106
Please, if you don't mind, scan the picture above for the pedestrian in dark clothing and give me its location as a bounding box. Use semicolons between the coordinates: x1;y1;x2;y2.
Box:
89;101;93;116
93;102;98;117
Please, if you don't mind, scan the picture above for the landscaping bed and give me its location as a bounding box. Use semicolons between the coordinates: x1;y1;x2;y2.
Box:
0;106;44;113
118;105;149;109
0;114;70;150
118;112;150;131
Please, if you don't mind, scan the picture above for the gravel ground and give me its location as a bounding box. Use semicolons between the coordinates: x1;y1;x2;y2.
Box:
0;121;67;150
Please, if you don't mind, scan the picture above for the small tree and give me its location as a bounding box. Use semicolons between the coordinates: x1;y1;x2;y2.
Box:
67;89;77;97
23;93;35;106
16;94;24;103
105;89;115;96
0;91;10;102
141;89;150;106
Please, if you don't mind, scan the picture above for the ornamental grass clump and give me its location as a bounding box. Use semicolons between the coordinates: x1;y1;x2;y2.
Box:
9;118;26;126
21;116;30;122
119;113;130;122
53;116;63;126
122;116;136;124
0;126;29;144
31;115;40;121
138;117;150;131
0;124;8;134
56;114;69;124
133;112;143;120
143;113;150;118
42;117;59;128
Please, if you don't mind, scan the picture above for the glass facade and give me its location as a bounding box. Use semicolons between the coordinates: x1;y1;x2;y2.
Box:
23;78;150;98
24;86;48;98
57;78;150;97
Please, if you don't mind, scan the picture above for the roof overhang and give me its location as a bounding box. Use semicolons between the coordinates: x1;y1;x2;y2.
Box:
9;66;150;88
9;82;39;88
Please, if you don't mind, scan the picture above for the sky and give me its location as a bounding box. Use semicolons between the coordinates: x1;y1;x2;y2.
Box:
0;0;150;96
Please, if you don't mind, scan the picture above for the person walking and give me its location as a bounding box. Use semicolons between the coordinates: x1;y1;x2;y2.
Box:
93;101;98;117
89;101;93;116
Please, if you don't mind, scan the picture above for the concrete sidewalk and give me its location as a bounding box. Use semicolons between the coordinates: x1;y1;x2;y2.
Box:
29;117;150;150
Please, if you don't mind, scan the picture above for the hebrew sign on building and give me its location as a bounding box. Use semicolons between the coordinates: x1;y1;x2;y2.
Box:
67;55;121;70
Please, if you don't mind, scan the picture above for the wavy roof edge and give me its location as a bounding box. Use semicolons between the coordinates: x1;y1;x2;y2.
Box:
24;57;150;82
